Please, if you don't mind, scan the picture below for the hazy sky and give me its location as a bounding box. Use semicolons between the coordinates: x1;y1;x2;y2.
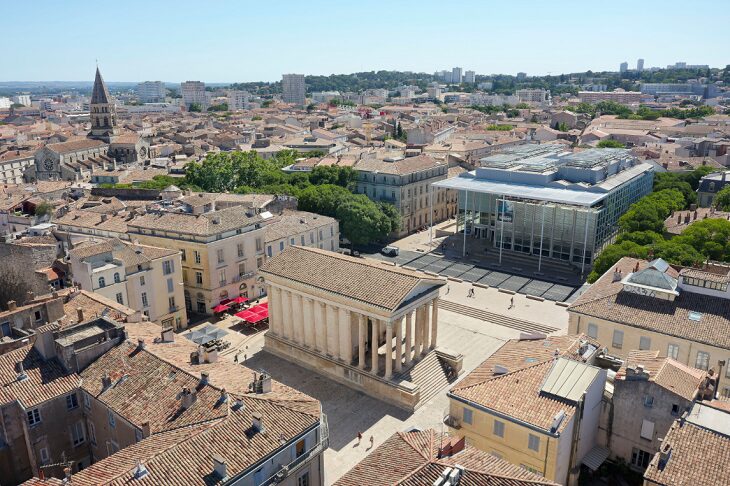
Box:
4;0;728;83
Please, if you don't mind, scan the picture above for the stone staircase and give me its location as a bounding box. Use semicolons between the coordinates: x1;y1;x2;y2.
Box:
439;299;559;335
393;352;458;407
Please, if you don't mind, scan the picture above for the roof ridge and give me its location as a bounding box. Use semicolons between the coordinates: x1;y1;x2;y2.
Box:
452;358;553;393
397;429;436;461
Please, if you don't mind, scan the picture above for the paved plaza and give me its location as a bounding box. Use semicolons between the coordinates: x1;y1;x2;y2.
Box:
195;281;569;484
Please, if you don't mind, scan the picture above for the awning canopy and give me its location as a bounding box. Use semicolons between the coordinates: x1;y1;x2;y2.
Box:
185;324;229;345
582;446;610;472
232;296;249;304
235;310;257;320
212;304;230;313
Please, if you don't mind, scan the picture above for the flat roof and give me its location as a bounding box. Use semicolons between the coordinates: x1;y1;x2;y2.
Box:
432;175;607;207
540;358;601;403
686;403;730;436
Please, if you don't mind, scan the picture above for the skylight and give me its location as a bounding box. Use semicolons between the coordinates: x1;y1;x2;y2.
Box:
688;311;702;322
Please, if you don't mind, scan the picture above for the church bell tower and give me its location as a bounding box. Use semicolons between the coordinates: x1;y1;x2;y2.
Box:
88;67;118;143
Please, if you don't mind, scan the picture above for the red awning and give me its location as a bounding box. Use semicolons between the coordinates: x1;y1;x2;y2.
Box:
249;305;269;318
220;298;232;305
246;313;267;324
232;296;249;304
212;304;230;313
259;302;268;309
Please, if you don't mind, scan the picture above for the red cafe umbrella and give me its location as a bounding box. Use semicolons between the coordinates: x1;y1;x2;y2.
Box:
235;310;257;321
212;304;230;313
232;296;249;304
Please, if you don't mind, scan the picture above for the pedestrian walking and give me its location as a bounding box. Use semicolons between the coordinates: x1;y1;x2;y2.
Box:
234;354;239;363
509;296;514;309
369;436;374;448
357;431;362;445
446;285;450;295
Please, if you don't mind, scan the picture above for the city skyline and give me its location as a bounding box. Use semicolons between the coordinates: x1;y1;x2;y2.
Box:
3;0;729;83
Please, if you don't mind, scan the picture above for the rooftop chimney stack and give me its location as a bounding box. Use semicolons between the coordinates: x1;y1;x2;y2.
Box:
212;454;227;480
77;307;84;322
16;362;28;381
252;412;264;433
25;291;34;303
102;372;112;389
181;386;196;409
161;327;174;343
137;338;145;351
7;300;17;311
200;371;210;386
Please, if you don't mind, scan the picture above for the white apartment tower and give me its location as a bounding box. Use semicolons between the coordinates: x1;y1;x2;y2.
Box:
451;67;462;84
136;81;166;103
181;81;208;110
620;61;629;73
228;90;252;111
464;70;476;84
282;73;306;106
637;58;645;72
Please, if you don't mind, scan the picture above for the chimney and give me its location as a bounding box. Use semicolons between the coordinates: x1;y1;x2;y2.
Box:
16;362;28;381
137;338;145;351
252;412;264;432
212;454;227;480
140;421;151;438
259;372;272;393
100;214;108;222
219;388;228;404
180;386;196;409
200;371;210;386
133;460;149;479
25;290;34;303
102;372;112;389
77;307;84;322
161;327;174;343
7;300;17;311
658;443;672;471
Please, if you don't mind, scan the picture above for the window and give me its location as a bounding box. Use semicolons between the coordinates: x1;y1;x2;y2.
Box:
493;420;505;438
667;343;679;360
267;246;272;257
194;251;201;264
88;421;96;445
671;404;680;416
27;408;41;426
83;392;91;409
141;292;148;307
98;276;106;288
300;236;305;245
237;243;244;257
115;293;124;305
640;419;654;440
66;393;79;410
113;272;120;283
195;272;203;285
219;269;226;286
167;278;174;293
39;447;50;465
695;351;710;370
180;249;186;261
310;233;314;244
528;434;540;452
639;336;651;351
279;241;284;252
70;421;85;446
587;323;598;339
238;263;246;277
255;238;262;252
643;395;654;408
168;296;176;311
297;472;310;486
462;407;473;425
295;438;305;458
163;260;174;275
34;311;42;321
631;447;652;469
108;411;116;428
217;248;224;264
612;330;624;349
140;275;145;286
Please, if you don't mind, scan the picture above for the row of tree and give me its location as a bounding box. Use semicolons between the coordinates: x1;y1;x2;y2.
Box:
571;100;715;120
587;167;725;282
183;151;400;247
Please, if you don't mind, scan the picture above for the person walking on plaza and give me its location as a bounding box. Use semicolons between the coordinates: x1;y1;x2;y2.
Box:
509;296;514;309
357;431;362;445
369;436;374;448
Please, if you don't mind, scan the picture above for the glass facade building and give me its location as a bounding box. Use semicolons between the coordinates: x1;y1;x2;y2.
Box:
433;145;654;270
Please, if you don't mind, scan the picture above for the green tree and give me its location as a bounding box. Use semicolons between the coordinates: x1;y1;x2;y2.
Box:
33;201;54;217
616;231;664;246
713;186;730;211
188;103;203;112
675;218;730;261
597;139;626;148
376;201;401;234
207;103;228;112
336;196;390;247
588;241;648;283
309;166;357;188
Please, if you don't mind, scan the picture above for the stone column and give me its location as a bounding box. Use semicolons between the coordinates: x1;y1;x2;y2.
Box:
395;316;403;372
303;297;314;348
339;308;352;364
405;311;413;366
281;290;292;340
358;314;365;370
268;286;280;335
421;302;430;356
316;301;328;355
371;318;379;375
385;322;393;380
291;294;303;345
414;306;422;357
430;297;439;349
328;305;340;360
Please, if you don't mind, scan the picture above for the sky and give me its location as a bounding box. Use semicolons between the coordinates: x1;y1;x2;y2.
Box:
4;0;729;83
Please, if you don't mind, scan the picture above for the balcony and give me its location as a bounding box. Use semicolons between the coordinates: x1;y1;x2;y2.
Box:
260;414;329;486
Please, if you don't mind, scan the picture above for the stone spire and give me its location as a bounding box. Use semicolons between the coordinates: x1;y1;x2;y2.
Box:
91;67;112;104
88;66;118;143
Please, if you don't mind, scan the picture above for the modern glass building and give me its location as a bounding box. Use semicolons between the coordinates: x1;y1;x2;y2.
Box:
432;145;654;274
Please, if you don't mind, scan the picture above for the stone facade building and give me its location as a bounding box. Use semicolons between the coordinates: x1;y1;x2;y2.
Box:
260;246;454;410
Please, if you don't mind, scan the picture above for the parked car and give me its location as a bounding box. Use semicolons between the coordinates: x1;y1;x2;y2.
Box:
381;246;399;257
